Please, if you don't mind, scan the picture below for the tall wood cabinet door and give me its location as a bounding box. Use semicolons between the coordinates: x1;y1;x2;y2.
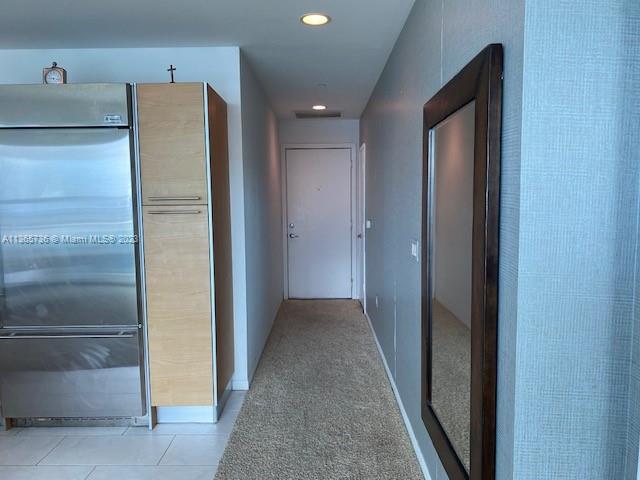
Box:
138;84;208;205
143;206;213;406
207;87;235;399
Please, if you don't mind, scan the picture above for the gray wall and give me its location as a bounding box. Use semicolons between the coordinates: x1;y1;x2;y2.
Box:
360;0;524;478
239;53;283;384
513;1;640;478
279;118;359;146
631;230;640;478
362;0;640;478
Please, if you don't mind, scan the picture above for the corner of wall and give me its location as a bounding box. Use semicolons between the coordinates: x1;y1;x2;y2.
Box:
228;46;249;391
238;50;284;389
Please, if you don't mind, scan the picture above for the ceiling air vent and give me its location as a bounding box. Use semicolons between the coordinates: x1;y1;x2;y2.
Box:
295;110;342;119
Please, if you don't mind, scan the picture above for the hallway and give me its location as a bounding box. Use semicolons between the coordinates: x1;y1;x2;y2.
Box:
1;1;638;477
215;300;422;479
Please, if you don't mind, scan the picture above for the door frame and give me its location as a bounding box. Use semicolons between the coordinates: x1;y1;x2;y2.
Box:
357;143;366;310
281;143;357;300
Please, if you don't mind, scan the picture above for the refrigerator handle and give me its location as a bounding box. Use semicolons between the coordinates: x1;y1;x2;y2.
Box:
0;332;135;339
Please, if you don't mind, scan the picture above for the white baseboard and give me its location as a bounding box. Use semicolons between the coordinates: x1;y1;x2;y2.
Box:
364;311;431;480
156;406;215;423
233;303;282;393
232;378;249;391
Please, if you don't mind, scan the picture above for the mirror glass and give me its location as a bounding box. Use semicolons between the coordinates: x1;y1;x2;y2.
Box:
428;100;475;472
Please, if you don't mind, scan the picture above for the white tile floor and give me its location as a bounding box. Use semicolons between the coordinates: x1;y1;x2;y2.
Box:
0;391;245;480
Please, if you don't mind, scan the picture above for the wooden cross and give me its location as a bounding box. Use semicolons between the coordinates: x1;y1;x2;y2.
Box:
167;64;176;83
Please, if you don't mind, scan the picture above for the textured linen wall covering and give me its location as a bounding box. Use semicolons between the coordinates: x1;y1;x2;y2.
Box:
361;0;639;478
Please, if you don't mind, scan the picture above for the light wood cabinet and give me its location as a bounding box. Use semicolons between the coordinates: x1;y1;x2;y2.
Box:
137;83;208;205
137;83;234;414
142;206;213;406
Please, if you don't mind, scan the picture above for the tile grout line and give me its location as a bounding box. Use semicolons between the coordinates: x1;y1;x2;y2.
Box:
83;465;97;480
156;434;176;465
35;435;66;466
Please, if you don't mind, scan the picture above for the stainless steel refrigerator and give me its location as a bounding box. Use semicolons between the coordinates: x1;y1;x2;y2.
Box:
0;84;146;419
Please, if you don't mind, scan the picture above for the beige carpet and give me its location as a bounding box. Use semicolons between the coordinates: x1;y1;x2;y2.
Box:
215;300;423;480
431;299;471;471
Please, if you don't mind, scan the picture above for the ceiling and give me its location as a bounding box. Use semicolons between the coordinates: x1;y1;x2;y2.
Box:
0;0;415;118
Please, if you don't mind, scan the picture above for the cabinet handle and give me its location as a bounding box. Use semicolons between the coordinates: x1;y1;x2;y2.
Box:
147;210;202;215
147;196;202;202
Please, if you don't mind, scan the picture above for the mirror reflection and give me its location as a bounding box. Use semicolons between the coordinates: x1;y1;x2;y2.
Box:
429;100;475;472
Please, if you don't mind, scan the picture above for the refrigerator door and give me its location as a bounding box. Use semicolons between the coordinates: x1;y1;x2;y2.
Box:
0;84;130;128
0;128;139;329
0;329;144;417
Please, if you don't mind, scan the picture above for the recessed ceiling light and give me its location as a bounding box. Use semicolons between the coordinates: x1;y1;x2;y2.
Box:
301;13;331;26
312;105;327;111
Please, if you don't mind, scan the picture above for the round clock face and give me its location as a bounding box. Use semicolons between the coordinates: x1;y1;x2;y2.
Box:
45;69;62;84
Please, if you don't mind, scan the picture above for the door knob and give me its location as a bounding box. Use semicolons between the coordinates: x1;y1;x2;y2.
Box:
288;234;300;239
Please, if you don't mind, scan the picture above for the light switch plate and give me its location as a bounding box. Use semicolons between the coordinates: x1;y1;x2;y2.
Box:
411;239;420;262
365;219;373;229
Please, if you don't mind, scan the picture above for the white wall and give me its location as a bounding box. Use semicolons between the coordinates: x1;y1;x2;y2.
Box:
0;46;252;389
239;52;283;387
279;118;359;146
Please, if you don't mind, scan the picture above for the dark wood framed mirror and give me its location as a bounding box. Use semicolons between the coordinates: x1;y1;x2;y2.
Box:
421;44;503;480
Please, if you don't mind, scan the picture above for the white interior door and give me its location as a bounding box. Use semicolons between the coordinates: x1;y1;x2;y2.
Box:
286;148;352;299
